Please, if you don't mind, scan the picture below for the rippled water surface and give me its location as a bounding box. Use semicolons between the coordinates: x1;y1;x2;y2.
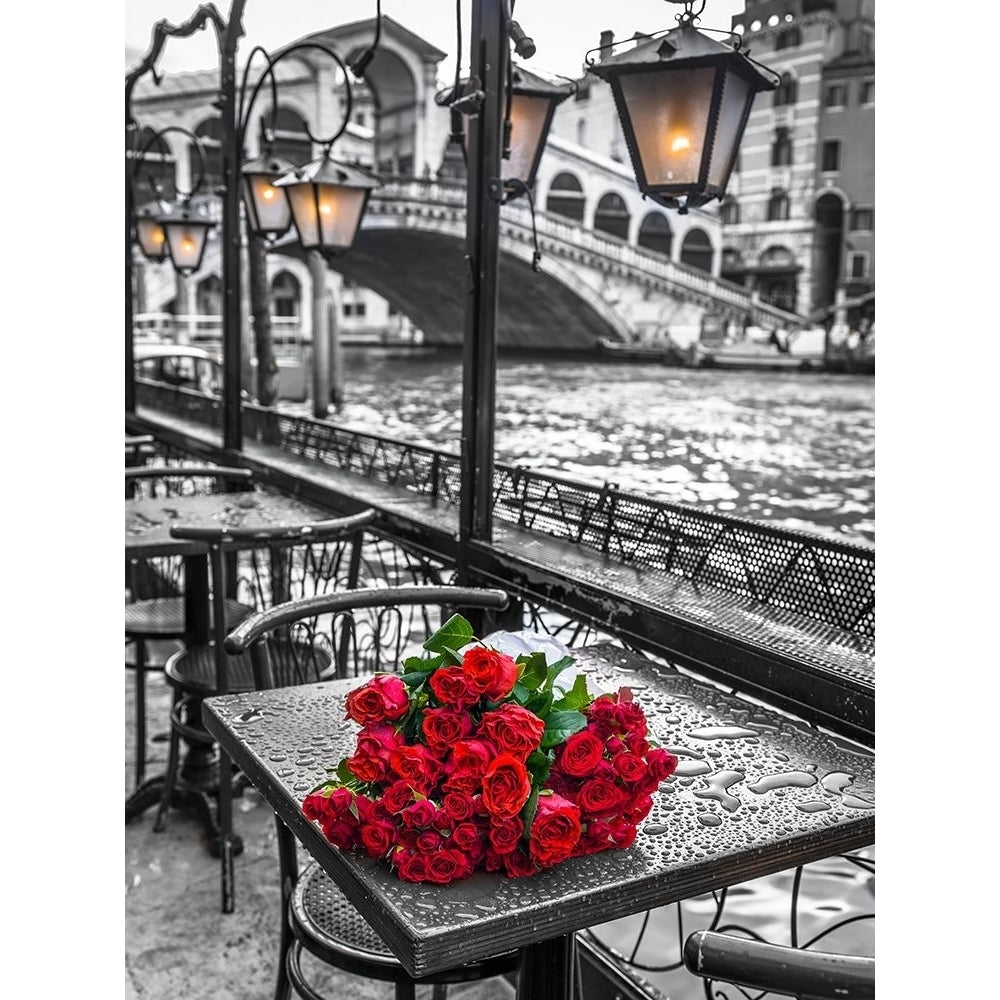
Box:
325;349;875;544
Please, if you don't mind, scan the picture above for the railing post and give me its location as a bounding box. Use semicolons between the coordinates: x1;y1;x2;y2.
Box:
458;0;506;584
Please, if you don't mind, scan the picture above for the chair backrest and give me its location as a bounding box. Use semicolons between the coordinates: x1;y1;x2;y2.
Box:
224;585;511;691
125;464;253;500
682;930;875;1000
170;509;379;693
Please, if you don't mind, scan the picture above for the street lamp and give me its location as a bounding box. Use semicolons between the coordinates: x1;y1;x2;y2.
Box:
586;0;777;212
157;198;215;275
134;204;169;263
240;150;295;240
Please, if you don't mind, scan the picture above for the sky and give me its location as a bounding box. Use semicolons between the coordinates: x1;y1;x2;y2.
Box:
125;0;746;83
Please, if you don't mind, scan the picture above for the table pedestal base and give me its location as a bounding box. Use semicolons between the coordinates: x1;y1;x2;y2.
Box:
125;774;246;860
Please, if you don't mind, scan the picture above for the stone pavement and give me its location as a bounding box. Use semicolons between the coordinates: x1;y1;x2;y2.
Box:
124;657;515;1000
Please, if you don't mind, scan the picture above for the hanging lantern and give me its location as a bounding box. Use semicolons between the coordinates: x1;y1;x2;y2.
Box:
135;204;170;263
241;151;295;239
157;202;215;276
274;155;379;257
587;12;777;212
502;65;575;196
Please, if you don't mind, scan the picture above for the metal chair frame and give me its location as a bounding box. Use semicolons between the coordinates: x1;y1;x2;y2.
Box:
224;584;518;1000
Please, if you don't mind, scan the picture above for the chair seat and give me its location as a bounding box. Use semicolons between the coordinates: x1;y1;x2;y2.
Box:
165;639;335;697
124;597;255;638
125;638;183;670
290;861;520;982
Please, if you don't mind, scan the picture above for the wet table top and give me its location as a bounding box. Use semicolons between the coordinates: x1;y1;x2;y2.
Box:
124;489;335;558
203;641;875;978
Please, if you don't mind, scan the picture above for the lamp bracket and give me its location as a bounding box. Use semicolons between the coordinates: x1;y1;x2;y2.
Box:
451;88;485;115
487;179;505;202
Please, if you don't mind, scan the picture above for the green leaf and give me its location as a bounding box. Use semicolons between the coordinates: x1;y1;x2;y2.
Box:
526;749;553;786
402;653;445;673
440;645;464;667
423;614;475;654
543;656;577;690
400;669;435;690
517;652;548;691
551;673;592;712
524;690;553;718
512;681;531;705
522;785;541;830
336;759;355;785
540;709;588;749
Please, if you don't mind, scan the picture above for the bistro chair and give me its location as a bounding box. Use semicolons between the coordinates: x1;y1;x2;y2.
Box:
155;508;378;914
223;584;520;1000
125;465;256;793
682;929;875;999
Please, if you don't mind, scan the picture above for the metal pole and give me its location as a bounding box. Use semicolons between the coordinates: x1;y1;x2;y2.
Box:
458;0;506;580
125;153;136;415
220;2;247;453
309;250;331;418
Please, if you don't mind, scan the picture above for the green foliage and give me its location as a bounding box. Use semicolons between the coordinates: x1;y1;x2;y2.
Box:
540;709;588;749
423;614;475;654
552;673;591;712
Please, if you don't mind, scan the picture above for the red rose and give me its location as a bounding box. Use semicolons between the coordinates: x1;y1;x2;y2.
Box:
609;817;638;848
481;754;532;820
442;738;496;793
428;665;478;708
425;848;471;885
586;696;616;733
612;751;648;785
461;646;519;700
624;792;654;823
381;780;416;815
345;674;410;726
395;849;428;882
528;792;581;868
577;778;627;819
321;817;358;850
646;748;679;783
416;830;443;852
401;799;438;828
389;745;441;790
502;845;537;878
422;707;474;750
347;751;387;784
614;701;647;738
442;790;475;822
302;785;351;823
360;819;396;858
558;730;605;777
356;722;405;758
451;821;482;851
479;704;546;760
489;815;524;855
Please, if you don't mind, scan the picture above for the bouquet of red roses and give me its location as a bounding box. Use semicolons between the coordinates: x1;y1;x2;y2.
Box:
301;615;677;884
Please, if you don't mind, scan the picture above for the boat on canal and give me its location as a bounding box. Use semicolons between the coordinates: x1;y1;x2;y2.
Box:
688;326;828;372
597;336;687;365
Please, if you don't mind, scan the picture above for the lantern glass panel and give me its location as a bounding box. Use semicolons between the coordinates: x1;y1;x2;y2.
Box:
137;217;168;261
707;68;753;188
164;220;209;273
243;173;291;236
505;93;551;185
287;182;367;252
618;66;716;187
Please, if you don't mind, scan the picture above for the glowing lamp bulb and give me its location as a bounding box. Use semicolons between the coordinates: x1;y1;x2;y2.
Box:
262;187;275;201
671;134;691;154
320;202;332;216
182;237;195;253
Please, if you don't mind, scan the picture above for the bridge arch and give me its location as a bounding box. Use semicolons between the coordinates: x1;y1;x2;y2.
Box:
545;171;586;223
593;192;630;242
636;211;673;258
679;228;714;273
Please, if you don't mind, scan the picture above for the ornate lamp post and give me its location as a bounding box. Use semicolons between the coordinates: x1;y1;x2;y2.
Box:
587;0;778;212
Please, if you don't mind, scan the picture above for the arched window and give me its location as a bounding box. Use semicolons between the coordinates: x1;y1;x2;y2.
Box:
680;228;713;273
593;192;630;241
192;117;223;189
128;125;176;201
771;127;793;167
260;106;312;166
774;72;798;107
545;172;585;222
636;211;672;256
775;27;801;50
196;275;222;316
759;246;795;269
270;271;301;318
767;189;790;221
720;197;740;225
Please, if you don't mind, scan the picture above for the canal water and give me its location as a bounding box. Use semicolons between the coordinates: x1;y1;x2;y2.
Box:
329;348;875;545
301;348;876;999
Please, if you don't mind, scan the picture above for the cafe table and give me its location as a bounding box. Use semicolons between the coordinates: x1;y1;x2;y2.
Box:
125;485;336;834
203;642;875;1000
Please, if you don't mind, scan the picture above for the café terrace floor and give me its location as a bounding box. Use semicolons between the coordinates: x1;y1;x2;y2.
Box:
124;654;515;1000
